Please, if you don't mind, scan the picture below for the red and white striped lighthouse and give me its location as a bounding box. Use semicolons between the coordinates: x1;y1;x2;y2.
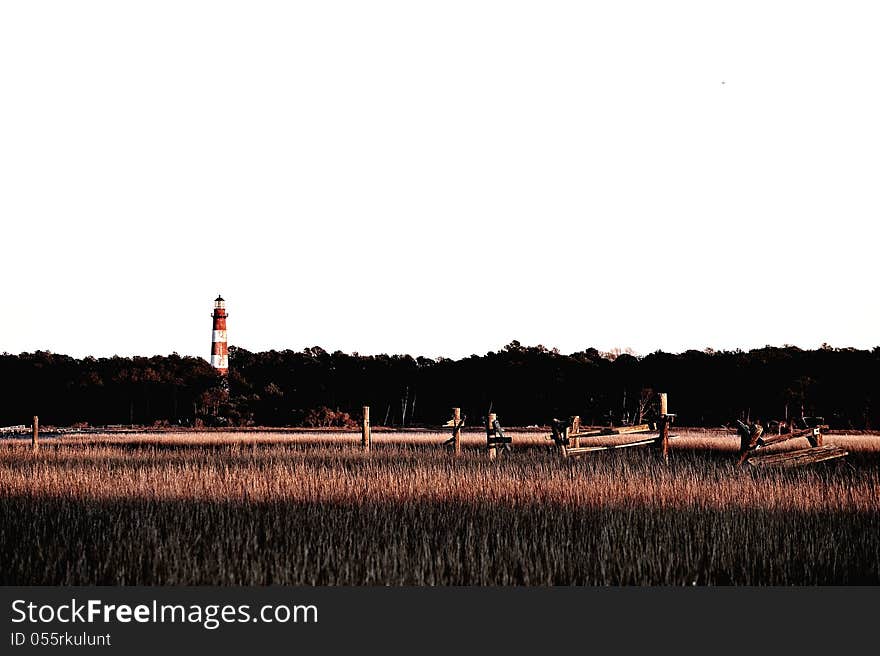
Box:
210;295;229;375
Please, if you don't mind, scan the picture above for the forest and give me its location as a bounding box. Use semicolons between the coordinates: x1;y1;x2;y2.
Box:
1;341;878;429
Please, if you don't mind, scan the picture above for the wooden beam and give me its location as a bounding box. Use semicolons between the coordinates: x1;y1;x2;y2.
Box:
487;412;497;460
757;427;820;447
570;416;580;448
452;407;462;456
32;415;38;454
564;437;661;456
361;406;371;452
657;418;669;463
571;424;651;438
656;393;670;463
747;445;847;468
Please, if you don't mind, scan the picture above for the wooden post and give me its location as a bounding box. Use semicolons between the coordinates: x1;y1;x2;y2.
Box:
735;420;762;465
452;407;462;456
657;393;669;463
571;415;580;449
487;412;497;460
361;406;371;452
32;415;39;453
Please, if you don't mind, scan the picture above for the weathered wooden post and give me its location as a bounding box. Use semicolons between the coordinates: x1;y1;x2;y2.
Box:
487;412;497;460
735;419;762;465
452;407;462;456
550;418;569;456
361;406;371;452
570;415;580;449
657;393;669;463
32;415;39;453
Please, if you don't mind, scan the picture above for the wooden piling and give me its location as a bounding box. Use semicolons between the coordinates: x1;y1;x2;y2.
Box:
452;407;462;456
487;412;497;460
658;419;669;463
657;393;669;463
32;415;39;453
571;415;580;448
361;406;371;452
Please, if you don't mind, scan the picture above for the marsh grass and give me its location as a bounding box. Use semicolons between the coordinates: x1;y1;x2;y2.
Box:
1;431;878;585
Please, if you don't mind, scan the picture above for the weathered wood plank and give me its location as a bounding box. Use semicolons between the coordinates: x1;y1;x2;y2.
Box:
747;445;847;468
571;424;651;438
757;427;820;447
565;435;679;457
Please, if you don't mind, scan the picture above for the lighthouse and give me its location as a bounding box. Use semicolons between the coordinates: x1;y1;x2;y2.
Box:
210;295;229;375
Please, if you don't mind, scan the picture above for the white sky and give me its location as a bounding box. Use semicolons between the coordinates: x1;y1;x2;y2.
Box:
1;2;879;361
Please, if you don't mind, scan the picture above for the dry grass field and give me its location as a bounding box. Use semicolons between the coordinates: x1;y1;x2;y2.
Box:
1;429;878;585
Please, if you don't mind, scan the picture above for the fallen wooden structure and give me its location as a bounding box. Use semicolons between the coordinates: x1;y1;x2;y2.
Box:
735;419;847;467
550;393;676;462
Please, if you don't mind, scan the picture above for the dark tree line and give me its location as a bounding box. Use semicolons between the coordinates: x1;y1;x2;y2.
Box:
0;352;218;428
2;341;880;429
